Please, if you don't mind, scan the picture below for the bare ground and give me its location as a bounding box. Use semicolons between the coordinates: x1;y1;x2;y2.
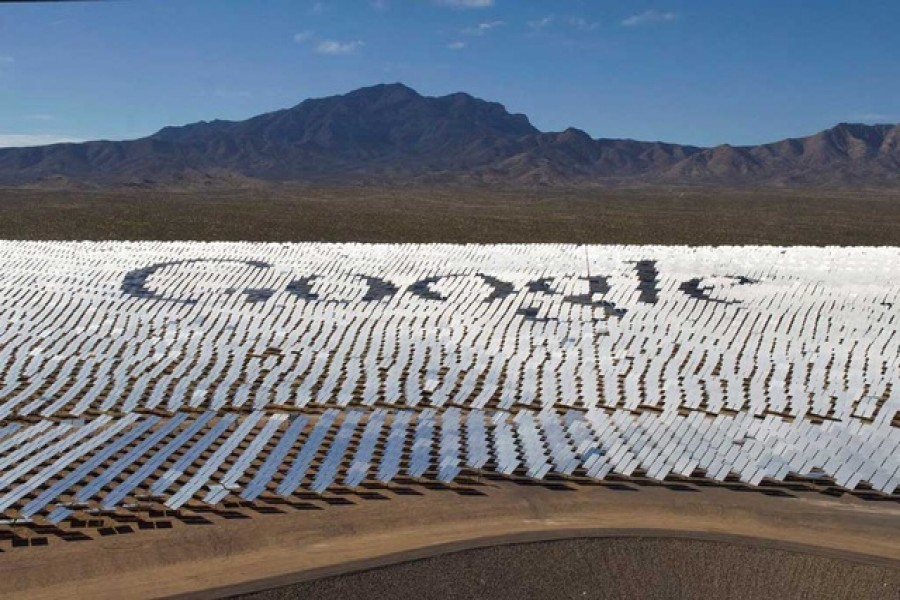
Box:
229;536;900;600
1;185;899;245
2;478;898;599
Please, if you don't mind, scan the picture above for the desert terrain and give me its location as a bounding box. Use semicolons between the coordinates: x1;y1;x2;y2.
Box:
230;537;900;600
0;185;898;245
1;475;898;599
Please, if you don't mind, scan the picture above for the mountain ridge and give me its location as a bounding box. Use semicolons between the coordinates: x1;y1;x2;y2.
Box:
1;83;898;187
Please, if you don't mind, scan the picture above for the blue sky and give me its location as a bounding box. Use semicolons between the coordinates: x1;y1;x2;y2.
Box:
0;0;898;148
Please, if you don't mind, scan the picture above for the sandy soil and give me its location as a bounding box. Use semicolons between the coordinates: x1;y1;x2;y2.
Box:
1;479;897;599
2;185;899;245
229;537;900;600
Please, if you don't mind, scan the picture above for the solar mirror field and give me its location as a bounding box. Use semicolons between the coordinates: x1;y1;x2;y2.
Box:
0;242;897;556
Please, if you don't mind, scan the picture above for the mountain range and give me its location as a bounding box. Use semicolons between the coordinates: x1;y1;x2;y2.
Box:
1;83;898;187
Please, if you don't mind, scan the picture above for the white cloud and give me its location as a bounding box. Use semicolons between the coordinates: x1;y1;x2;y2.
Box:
25;114;54;121
436;0;494;8
527;16;598;33
621;10;677;27
568;17;598;31
0;56;13;65
309;1;325;15
528;16;553;30
294;32;364;55
371;0;388;10
447;40;467;50
315;39;364;55
462;20;504;36
0;134;82;148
